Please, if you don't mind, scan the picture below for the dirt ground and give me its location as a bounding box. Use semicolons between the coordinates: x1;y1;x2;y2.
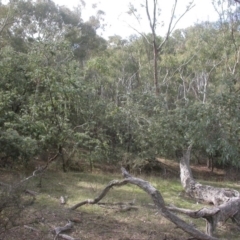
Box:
0;160;240;240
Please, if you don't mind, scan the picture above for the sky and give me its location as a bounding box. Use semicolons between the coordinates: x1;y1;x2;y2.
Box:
54;0;219;39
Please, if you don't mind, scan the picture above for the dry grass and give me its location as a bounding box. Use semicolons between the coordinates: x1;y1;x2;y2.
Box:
0;164;240;240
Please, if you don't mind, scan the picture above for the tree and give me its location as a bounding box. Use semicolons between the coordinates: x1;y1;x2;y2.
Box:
128;0;194;95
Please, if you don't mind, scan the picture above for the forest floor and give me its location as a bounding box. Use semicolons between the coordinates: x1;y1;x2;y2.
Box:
0;159;240;240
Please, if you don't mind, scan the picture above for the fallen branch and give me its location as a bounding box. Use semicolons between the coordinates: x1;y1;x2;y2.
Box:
97;201;137;211
70;167;218;240
118;205;138;212
70;179;128;210
98;203;138;211
54;221;74;235
167;205;220;236
24;225;39;232
58;234;80;240
168;196;240;236
97;200;135;206
179;146;239;206
53;221;74;240
5;152;60;190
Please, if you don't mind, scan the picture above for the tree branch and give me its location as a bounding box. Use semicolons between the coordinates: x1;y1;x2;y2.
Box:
158;1;195;52
70;168;218;240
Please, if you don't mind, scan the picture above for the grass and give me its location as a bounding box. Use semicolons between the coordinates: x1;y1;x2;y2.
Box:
0;167;240;239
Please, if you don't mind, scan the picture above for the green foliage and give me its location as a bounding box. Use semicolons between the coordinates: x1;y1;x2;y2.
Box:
1;0;240;169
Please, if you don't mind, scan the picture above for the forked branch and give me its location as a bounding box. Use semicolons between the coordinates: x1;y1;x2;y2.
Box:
70;168;218;240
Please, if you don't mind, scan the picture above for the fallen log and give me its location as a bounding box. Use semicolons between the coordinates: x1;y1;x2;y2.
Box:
178;145;239;206
167;197;240;237
70;167;218;240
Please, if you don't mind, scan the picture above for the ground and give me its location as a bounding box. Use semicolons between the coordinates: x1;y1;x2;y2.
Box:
0;159;240;240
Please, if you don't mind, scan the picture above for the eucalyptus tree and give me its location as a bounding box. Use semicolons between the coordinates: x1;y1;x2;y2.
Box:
127;0;194;96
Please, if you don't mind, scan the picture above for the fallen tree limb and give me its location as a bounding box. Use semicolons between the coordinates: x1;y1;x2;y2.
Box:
54;221;74;235
58;234;80;240
178;145;239;206
168;197;240;237
97;201;137;211
176;145;240;236
53;221;74;240
24;225;39;232
70;179;129;210
98;204;138;211
70;167;218;240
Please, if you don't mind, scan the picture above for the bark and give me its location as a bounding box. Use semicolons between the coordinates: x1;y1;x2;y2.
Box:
179;145;239;206
168;197;240;236
178;145;240;235
70;167;218;240
167;205;220;236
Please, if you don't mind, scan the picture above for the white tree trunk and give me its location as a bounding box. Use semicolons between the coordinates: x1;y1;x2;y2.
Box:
178;145;240;236
179;145;239;205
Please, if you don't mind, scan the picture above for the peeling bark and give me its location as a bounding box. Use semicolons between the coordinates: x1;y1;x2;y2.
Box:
177;145;240;235
179;145;239;206
168;197;240;236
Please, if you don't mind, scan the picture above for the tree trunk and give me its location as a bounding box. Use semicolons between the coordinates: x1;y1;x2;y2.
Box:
153;40;159;96
59;145;66;172
179;145;239;206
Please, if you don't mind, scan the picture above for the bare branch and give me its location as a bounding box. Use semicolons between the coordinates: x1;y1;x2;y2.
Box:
152;0;157;31
145;0;154;32
158;1;195;52
120;19;152;45
127;3;142;26
168;1;195;38
70;168;218;240
70;179;129;210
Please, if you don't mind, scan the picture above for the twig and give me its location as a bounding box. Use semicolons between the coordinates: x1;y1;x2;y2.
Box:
24;225;39;232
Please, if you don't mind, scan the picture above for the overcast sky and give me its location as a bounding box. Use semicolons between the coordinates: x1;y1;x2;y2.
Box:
55;0;219;39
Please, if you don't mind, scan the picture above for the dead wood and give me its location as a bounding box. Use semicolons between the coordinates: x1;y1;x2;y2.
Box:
179;145;239;206
99;204;138;211
168;197;240;237
60;196;66;205
58;234;80;240
97;201;137;211
70;179;129;210
70;167;218;240
177;145;240;236
53;221;74;235
24;225;39;232
53;221;75;240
